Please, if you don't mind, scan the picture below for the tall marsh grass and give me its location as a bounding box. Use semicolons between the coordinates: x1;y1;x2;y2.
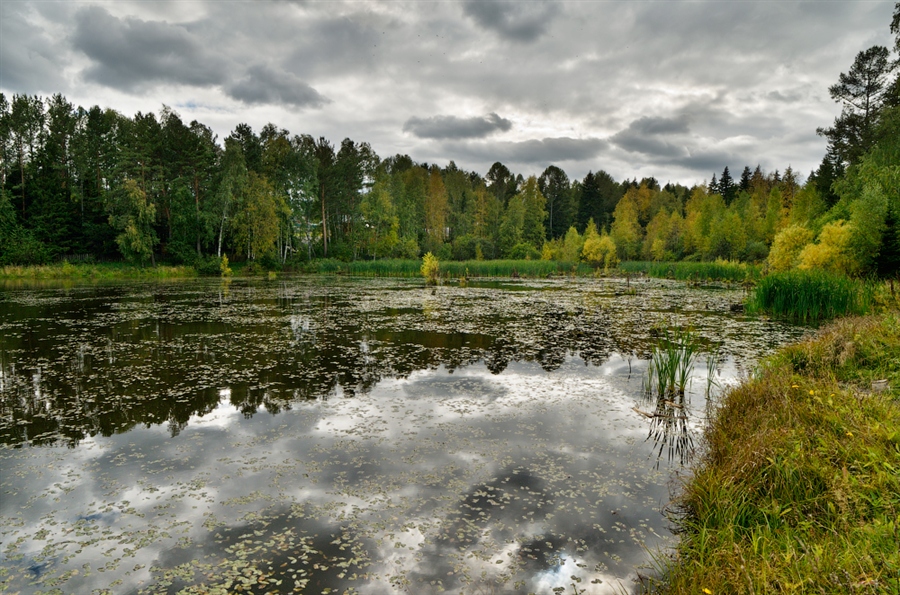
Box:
0;262;196;280
620;260;761;282
748;270;874;323
306;258;593;278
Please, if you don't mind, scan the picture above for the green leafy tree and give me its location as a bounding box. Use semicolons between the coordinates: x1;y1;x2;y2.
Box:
109;179;158;265
424;166;449;254
538;165;573;239
232;172;280;261
360;179;399;259
498;192;525;256
560;226;584;262
485;162;517;205
610;190;643;260
421;251;439;285
519;176;547;249
213;138;249;257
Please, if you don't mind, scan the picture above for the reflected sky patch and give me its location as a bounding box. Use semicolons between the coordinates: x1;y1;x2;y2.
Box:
0;277;807;594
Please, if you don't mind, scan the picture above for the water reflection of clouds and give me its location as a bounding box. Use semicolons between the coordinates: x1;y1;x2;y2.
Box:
0;277;808;594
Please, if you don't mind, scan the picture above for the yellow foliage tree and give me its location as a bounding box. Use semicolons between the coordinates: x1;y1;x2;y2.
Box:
767;224;814;272
421;252;440;285
582;219;618;270
797;220;854;275
610;193;642;260
560;226;584;262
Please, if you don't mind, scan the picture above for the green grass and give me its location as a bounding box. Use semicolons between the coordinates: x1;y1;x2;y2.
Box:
620;260;761;282
655;314;900;595
0;262;197;280
748;270;875;323
303;258;593;278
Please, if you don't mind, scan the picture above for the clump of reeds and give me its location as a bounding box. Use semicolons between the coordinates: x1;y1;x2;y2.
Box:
644;327;699;399
748;270;874;323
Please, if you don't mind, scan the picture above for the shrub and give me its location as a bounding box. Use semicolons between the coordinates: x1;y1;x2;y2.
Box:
194;255;223;276
506;242;541;260
421;252;440;285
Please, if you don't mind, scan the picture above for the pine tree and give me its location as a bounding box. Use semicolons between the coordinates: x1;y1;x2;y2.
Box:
739;166;752;192
719;166;736;204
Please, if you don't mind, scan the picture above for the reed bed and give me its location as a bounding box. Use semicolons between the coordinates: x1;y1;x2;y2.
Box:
620;260;761;282
306;258;592;278
0;262;196;279
657;314;900;595
748;270;874;323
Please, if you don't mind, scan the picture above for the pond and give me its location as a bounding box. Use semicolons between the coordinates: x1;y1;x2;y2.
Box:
0;276;806;595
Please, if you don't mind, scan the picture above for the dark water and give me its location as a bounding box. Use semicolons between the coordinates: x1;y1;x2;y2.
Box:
0;276;805;594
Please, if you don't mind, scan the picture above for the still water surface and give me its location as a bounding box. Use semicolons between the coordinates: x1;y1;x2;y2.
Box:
0;276;805;594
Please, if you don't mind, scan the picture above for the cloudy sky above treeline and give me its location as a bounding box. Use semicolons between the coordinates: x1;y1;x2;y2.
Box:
1;0;895;185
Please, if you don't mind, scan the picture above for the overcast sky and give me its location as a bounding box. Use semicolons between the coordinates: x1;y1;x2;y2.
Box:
1;0;895;185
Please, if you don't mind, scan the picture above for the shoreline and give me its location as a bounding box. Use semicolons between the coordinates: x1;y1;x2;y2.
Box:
657;314;900;594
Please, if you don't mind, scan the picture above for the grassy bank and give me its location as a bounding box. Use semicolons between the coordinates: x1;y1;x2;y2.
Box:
658;314;900;594
0;262;197;280
619;260;761;283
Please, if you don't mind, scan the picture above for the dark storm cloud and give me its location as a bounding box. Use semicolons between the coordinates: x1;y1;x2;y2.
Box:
461;0;559;42
611;116;691;159
72;6;227;89
766;90;804;103
226;65;329;108
0;4;69;92
448;137;608;166
609;113;746;173
627;116;692;136
280;12;382;79
403;113;512;139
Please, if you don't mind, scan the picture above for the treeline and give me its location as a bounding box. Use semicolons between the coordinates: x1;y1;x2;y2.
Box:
0;9;897;275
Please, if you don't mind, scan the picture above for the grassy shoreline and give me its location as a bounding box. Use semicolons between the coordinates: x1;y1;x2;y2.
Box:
657;314;900;594
1;258;755;281
0;262;197;280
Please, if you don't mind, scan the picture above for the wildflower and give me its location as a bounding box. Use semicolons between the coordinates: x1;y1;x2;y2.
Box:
846;432;853;437
791;384;799;389
703;589;713;594
809;390;815;395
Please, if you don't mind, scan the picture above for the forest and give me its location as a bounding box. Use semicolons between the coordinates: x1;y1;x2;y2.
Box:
1;10;898;277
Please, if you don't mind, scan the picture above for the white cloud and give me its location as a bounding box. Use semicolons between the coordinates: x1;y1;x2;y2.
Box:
0;0;894;184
